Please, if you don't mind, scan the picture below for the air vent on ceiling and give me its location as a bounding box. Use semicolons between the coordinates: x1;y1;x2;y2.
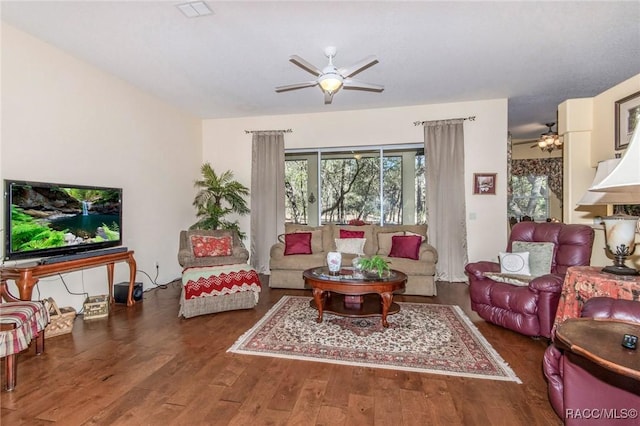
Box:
176;1;213;18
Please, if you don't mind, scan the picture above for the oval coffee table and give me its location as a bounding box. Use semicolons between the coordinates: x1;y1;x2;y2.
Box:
302;266;407;328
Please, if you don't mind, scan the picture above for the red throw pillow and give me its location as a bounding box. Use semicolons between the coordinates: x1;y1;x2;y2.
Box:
340;229;365;239
191;235;232;258
389;235;422;260
284;232;312;255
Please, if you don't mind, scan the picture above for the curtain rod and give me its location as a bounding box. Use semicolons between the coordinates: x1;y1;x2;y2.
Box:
413;116;476;126
244;129;293;134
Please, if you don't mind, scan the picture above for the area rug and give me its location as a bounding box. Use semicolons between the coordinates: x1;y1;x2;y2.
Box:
228;296;521;383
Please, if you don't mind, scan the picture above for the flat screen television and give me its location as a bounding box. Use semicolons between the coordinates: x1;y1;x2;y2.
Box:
4;180;122;261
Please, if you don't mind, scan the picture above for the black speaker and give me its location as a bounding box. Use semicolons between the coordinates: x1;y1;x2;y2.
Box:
114;282;143;304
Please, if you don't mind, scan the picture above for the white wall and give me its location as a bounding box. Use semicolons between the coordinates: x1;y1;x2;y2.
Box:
1;24;202;311
202;99;509;267
560;73;640;267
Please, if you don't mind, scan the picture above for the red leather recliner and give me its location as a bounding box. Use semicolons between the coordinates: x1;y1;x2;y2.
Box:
465;222;594;338
543;297;640;425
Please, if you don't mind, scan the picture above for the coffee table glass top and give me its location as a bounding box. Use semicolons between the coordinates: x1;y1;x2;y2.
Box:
307;266;402;282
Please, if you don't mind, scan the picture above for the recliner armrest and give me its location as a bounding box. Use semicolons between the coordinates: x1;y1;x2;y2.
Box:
542;344;565;415
528;273;564;293
581;297;640;323
464;261;500;279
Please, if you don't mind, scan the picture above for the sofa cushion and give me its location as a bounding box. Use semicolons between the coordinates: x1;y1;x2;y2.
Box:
284;232;312;255
283;225;325;254
512;241;554;277
340;229;365;239
404;231;427;242
499;251;531;275
389;235;422;260
376;231;405;256
335;238;366;255
191;235;232;257
332;225;375;254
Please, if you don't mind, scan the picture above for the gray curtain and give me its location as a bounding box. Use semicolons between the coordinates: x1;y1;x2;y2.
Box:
250;131;285;274
424;119;468;282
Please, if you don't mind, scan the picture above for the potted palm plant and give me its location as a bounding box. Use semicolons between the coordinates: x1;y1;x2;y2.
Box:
190;163;250;239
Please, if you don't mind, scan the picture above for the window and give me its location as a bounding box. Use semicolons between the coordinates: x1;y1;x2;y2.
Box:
508;175;550;221
285;145;425;226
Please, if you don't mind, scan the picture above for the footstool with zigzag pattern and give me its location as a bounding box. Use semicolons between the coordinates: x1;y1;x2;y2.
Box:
179;264;261;318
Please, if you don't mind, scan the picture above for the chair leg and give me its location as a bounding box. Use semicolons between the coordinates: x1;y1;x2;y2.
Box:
4;354;17;391
35;331;45;355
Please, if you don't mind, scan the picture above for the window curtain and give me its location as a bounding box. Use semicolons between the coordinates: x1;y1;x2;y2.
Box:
511;158;563;202
424;119;468;282
250;131;285;274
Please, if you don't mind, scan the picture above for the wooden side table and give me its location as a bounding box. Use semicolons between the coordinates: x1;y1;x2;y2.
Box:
553;266;640;335
555;318;640;395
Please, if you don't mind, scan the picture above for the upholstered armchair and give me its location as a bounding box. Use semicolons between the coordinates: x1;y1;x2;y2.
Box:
543;297;640;424
465;222;594;338
178;229;249;268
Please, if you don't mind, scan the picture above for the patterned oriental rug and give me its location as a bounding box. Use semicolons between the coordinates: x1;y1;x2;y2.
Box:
228;296;521;383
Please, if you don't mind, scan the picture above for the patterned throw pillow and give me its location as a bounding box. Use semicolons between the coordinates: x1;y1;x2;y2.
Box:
483;272;533;286
499;251;531;275
191;235;232;258
335;238;366;255
284;232;312;255
389;235;422;260
512;241;554;277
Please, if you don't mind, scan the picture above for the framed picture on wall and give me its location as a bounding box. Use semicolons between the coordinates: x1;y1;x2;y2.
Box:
615;90;640;150
473;173;496;195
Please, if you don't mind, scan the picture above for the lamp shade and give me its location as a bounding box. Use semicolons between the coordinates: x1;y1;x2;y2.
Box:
590;125;640;195
576;159;639;205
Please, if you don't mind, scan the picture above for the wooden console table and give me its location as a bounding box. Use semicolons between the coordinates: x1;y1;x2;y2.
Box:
553;266;640;335
555;318;640;394
0;251;137;306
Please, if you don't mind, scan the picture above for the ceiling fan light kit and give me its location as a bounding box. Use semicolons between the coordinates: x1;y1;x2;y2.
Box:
537;122;562;153
275;46;383;104
318;73;343;93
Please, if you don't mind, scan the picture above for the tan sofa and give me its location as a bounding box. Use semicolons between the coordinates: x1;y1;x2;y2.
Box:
269;223;438;296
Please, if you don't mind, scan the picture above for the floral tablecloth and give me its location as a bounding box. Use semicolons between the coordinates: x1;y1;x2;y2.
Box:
552;266;640;336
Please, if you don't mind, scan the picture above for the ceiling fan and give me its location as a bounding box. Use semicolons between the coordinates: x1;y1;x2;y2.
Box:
529;122;562;153
275;46;384;105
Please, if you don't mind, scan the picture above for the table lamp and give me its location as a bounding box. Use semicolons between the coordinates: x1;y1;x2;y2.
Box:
588;125;640;275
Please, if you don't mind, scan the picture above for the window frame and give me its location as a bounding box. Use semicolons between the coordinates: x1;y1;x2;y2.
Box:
285;143;424;226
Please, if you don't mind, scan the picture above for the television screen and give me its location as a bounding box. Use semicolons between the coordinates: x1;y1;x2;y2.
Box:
4;180;122;261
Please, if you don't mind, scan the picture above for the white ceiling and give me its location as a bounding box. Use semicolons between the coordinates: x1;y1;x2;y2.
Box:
2;1;639;140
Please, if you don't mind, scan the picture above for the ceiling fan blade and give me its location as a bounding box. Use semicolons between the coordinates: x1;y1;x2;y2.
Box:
343;78;384;92
324;91;334;105
339;55;378;78
275;81;318;92
289;55;322;76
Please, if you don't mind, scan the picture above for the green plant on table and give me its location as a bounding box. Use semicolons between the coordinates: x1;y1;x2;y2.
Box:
357;255;390;278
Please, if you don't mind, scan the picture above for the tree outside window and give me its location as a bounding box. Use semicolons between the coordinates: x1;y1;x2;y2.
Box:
284;146;425;225
508;175;549;221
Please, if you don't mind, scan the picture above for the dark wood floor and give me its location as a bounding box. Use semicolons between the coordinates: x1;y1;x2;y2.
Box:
1;278;561;425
